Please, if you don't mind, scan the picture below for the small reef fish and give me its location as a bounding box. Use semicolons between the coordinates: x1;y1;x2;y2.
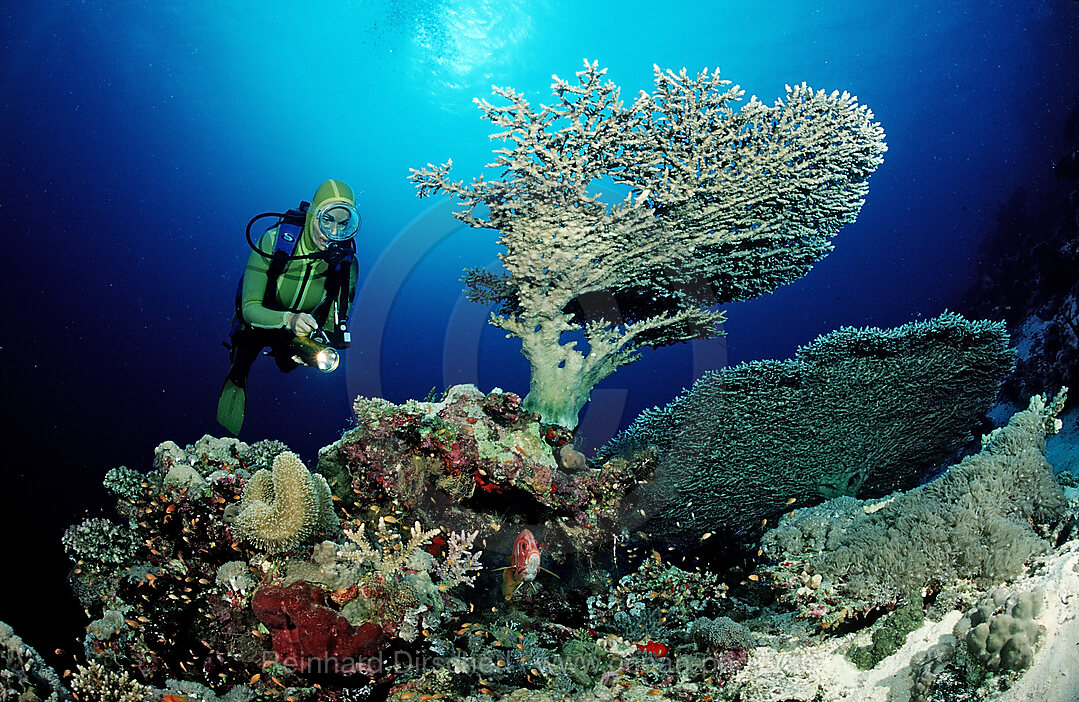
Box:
496;529;559;600
635;640;669;657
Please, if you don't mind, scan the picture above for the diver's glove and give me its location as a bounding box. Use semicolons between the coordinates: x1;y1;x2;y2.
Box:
283;312;319;335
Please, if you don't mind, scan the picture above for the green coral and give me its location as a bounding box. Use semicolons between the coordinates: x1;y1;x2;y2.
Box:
239;439;292;470
955;587;1044;673
601;311;1015;544
846;598;924;670
687;616;755;652
232;451;339;554
559;638;618;689
62;517;141;565
761;388;1067;621
102;466;144;501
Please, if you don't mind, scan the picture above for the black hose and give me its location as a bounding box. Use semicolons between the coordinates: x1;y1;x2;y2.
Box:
244;211;349;262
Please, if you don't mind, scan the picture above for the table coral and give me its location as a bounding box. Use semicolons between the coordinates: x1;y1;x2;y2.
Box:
599;311;1015;546
411;61;886;427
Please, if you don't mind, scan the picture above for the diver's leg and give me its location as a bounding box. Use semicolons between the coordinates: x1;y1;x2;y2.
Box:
272;344;301;373
227;341;261;387
218;329;263;434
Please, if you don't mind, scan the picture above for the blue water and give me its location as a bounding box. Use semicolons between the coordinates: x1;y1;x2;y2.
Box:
1;0;1076;655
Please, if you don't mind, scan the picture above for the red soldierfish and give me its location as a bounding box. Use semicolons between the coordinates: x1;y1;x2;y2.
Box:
501;529;542;600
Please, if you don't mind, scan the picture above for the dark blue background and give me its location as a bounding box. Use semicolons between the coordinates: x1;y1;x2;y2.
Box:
2;0;1076;659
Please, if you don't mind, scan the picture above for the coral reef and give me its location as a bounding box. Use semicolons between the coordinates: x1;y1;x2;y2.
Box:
411;61;886;427
232;450;339;553
0;621;68;701
48;388;1079;701
317;385;653;565
59;435;479;694
587;554;732;643
64;437;274;690
599;311;1014;546
275;518;484;649
759;388;1067;627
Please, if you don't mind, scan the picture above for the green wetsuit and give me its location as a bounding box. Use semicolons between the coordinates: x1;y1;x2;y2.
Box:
217;179;360;435
240;226;359;332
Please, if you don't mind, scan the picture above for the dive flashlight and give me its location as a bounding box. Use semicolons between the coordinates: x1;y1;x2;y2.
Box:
288;332;340;373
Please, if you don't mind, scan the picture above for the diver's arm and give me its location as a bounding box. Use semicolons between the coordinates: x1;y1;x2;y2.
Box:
240;229;320;332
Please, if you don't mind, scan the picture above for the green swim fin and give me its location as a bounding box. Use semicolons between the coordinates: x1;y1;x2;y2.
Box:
217;378;247;435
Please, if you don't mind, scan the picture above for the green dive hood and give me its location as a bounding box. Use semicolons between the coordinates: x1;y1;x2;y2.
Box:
302;179;357;251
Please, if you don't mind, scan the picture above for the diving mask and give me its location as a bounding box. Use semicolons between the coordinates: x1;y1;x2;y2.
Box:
315;202;361;242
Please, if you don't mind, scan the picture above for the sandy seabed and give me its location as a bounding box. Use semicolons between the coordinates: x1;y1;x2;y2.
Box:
731;539;1079;702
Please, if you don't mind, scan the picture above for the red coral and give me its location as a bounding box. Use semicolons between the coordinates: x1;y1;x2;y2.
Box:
481;392;527;425
714;647;749;686
425;534;447;555
252;582;385;675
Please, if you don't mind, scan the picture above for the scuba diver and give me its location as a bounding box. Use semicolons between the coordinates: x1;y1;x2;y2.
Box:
217;179;361;435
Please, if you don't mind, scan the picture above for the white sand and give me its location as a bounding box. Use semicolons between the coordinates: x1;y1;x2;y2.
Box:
733;540;1079;702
